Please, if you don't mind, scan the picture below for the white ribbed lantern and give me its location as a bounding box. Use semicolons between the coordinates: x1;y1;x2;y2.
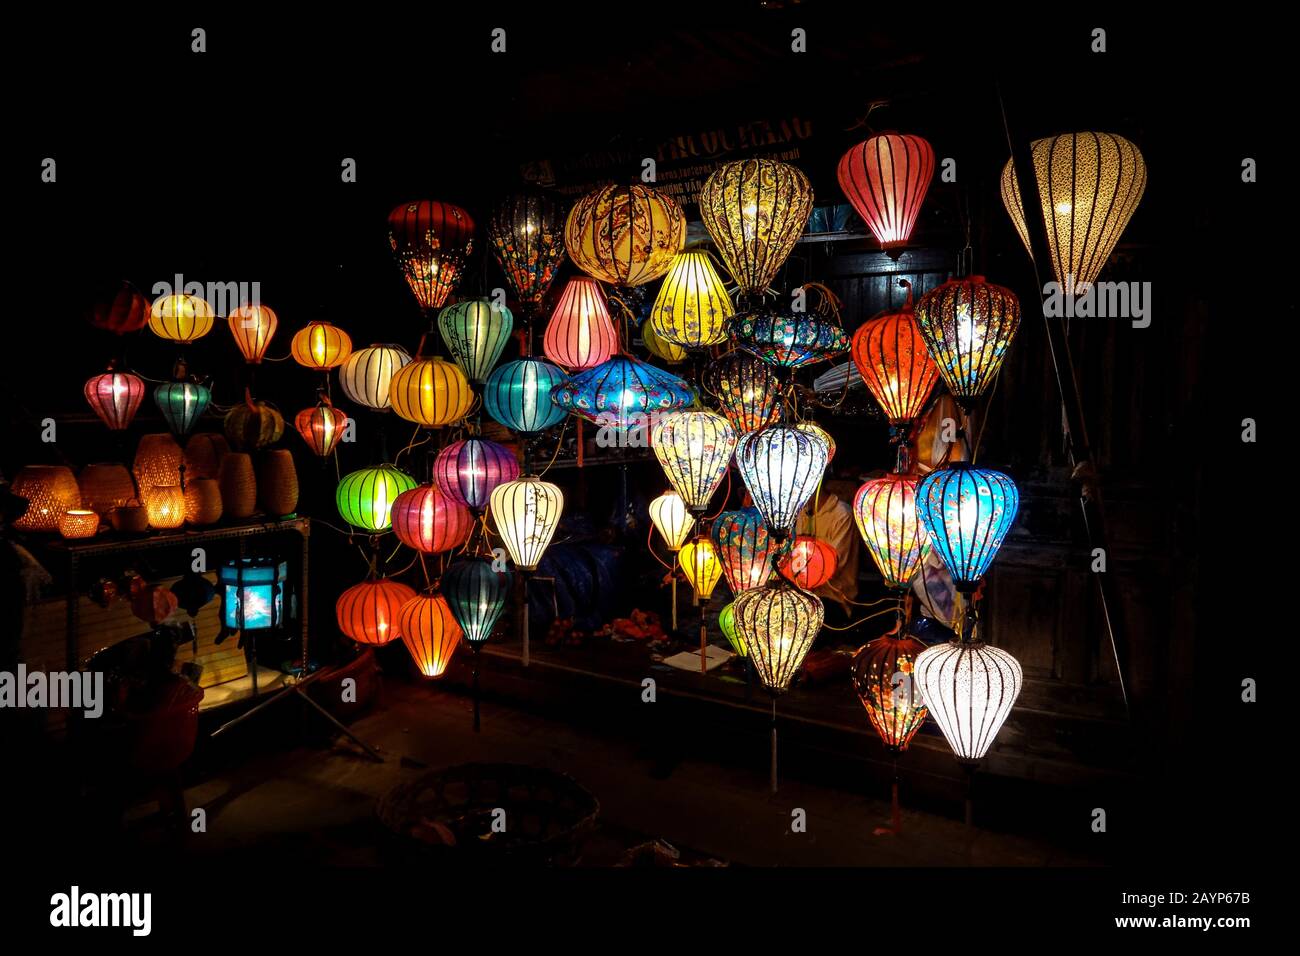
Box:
735;425;829;541
489;476;564;571
651;409;737;515
648;490;694;552
339;343;413;411
914;640;1022;762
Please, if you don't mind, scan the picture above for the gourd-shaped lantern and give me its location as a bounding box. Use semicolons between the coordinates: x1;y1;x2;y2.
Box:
489;476;564;571
336;464;417;532
916;463;1019;591
778;535;837;590
564;183;685;287
1000;131;1147;289
388;355;474;428
651;410;737;515
149;294;214;344
851;284;939;426
711;506;777;594
396;593;463;679
837;133;936;253
336;576;416;645
154;380;211;434
735;425;830;542
438;299;514;384
390;484;474;554
731;306;849;369
851;631;930;752
703;351;781;434
543;277;618;371
853;474;931;590
698;158;813;298
484;358;568;434
84;367;145;431
227;303;278;363
486;191;567;309
648;490;694;552
642;320;687;364
442;559;513;645
388;201;475;314
291;321;352;370
718;602;745;657
732;583;824;693
434;437;520;513
915;276;1020;409
649;250;733;348
679;537;723;600
915;638;1022;761
552;355;693;430
339;344;413;411
294;400;349;457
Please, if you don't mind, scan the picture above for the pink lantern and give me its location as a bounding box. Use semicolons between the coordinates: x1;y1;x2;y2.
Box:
390;484;474;554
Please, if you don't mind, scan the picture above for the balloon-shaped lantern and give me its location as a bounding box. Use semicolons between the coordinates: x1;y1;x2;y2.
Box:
732;583;824;693
489;476;564;571
649;250;733;348
442;559;513;645
642;319;687;364
87;280;150;334
915;638;1022;761
149;294;214;344
711;506;778;594
294;400;349;457
853;474;931;590
735;425;830;542
438;299;514;384
851;630;930;752
564;183;685;287
651;410;737;515
291;321;353;370
794;422;836;463
433;437;520;513
552;355;693;431
336;464;417;532
648;490;694;552
396;593;463;679
84;368;146;431
227;303;278;364
336;576;417;646
679;537;723;600
543;277;618;371
916;464;1019;591
703;351;782;434
390;484;474;554
387;201;475;314
388;356;474;428
778;535;837;590
851;284;940;427
484;358;568;435
837;133;936;253
339;344;412;411
486;191;567;309
717;602;745;658
154;380;211;435
914;276;1020;409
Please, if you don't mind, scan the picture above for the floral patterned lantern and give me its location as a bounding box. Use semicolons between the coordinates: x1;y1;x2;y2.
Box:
564;183;685;287
853;474;931;590
552;355;694;431
711;506;778;594
388;201;475;314
649;250;733;348
915;463;1019;591
703;351;782;434
651;410;737;515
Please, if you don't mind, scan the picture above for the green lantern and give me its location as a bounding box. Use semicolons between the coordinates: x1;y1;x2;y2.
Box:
438;299;514;384
718;601;746;658
154;381;211;434
336;464;417;532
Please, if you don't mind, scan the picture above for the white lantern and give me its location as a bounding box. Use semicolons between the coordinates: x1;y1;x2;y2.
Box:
735;425;829;541
651;409;737;515
489;476;564;571
648;490;694;552
732;584;824;693
339;343;413;411
914;640;1022;762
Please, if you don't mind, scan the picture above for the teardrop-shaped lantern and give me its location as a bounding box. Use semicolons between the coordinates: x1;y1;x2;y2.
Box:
552;355;694;430
336;464;417;532
648;490;694;552
711;506;778;594
851;287;940;426
837;133;936;252
794;422;836;463
149;294;215;344
438;299;514;384
853;474;931;590
651;409;737;515
915;463;1019;591
732;583;824;693
388;356;474;428
433;437;520;512
339;344;413;411
388;201;475;314
543;277;618;371
778;535;837;590
154;381;211;434
442;559;513;644
679;537;723;600
396;593;463;678
291;321;353;370
717;602;745;658
735;425;830;542
703;351;781;434
915;639;1022;761
851;631;929;752
294;401;349;457
914;276;1020;409
564;183;686;287
484;358;568;434
487;191;567;308
227;303;278;364
698;158;813;298
489;476;564;571
390;484;474;554
731;307;849;369
649;250;733;348
336;576;416;645
84;368;145;430
1000;131;1147;289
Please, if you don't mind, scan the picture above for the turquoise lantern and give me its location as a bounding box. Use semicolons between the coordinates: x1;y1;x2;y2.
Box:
438;299;514;384
551;355;694;430
484;357;568;435
154;381;211;434
441;558;512;645
916;463;1019;591
219;558;288;632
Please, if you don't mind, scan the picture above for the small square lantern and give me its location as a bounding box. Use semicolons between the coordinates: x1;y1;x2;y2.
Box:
220;558;288;631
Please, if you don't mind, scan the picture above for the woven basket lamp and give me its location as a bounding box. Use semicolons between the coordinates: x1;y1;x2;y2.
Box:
78;463;137;517
184;478;223;526
11;465;81;532
133;433;184;491
218;452;258;519
57;509;100;540
142;483;185;530
257;449;299;516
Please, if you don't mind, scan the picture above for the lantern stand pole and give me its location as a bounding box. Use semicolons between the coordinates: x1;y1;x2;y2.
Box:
471;643;481;733
699;594;709;674
670;552;678;631
891;756;902;833
519;568;531;668
961;761;977;828
770;693;779;794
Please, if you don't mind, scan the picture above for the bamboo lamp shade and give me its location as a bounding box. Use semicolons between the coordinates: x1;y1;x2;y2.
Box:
564;183;685;287
837;133;936;251
184;433;230;479
183;478;223;526
218;453;257;519
336;577;417;646
291;321;353;370
58;509;100;539
390;484;474;554
396;593;463;678
732;584;824;694
257;449;299;516
142;483;185;529
339;344;413;411
649;250;733;348
78;463;137;517
543;277;618;371
388;356;475;428
148;294;215;344
227;304;279;363
133;433;184;490
11;466;81;531
336;464;417;532
84;369;146;430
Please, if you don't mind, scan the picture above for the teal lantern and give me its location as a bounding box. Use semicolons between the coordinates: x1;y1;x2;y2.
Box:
154;381;211;434
336;464;418;532
916;463;1019;591
220;558;288;632
484;357;568;435
438;299;514;384
442;558;512;644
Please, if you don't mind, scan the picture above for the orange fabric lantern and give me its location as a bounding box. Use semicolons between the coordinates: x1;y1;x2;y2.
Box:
837;133;935;253
291;321;353;370
336;577;417;646
295;401;349;457
778;535;838;590
543;277;618;370
87;280;150;334
397;593;463;678
390;484;473;554
850;284;940;427
227;303;279;363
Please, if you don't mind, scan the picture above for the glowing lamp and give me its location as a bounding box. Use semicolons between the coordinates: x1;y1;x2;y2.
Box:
294;401;349;457
390;484;474;554
336;464;417;532
396;593;463;679
442;558;513;644
651;410;737;515
148;294;214;344
914;276;1020;409
438;299;514;384
227;303;278;363
339;344;413;411
58;509;99;540
794;422;835;463
552;355;693;431
711;506;778;594
564;183;685;287
915;639;1022;761
851;287;940;426
543;277;618;370
336;576;416;646
291;321;353;370
487;191;567;308
220;558;287;630
648;491;694;552
642;320;687;364
142;483;185;529
388;356;474;428
484;358;568;434
434;437;520;512
679;537;723;600
851;632;930;753
718;602;745;657
133;433;184;490
649;250;733;348
735;425;830;541
489;476;564;571
778;535;837;590
84;369;145;431
731;307;849;369
388;201;475;313
916;464;1019;591
853;475;931;590
732;584;824;693
703;351;781;434
837;133;936;252
153;381;211;434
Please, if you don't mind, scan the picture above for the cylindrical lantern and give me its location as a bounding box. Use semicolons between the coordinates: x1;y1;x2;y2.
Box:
390;484;474;554
148;294;214;344
184;433;229;479
837;133;936;252
732;584;824;693
388;201;475;313
339;343;413;411
438;300;514;384
58;509;99;540
184;477;223;526
142;483;185;529
336;464;417;532
649;250;733;348
648;490;694;552
488;476;564;571
227;303;278;363
132;433;183;490
651;410;737;515
388;356;474;428
218;453;257;519
154;381;211;434
915;639;1022;761
78;463;137;517
735;425;830;541
916;463;1019;591
257;449;299;516
704;351;782;434
294;401;349;457
223;399;284;451
396;593;463;679
778;535;837;590
914;276;1021;409
731;307;849;369
1001;131;1147;289
87;280;149;334
219;558;288;631
483;358;569;435
442;559;513;644
679;537;723;600
291;321;353;370
853;474;931;590
433;437;520;512
487;191;567;307
851;632;930;753
564;183;685;287
717;602;745;657
84;369;145;431
851;290;940;426
336;576;416;646
552;355;694;430
543;277;618;371
711;506;778;594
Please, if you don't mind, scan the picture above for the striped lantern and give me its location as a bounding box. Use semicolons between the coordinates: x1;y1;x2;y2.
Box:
711;506;777;594
483;358;569;435
679;537;723;600
703;351;782;434
735;425;830;542
438;299;514;384
648;490;694;552
388;356;474;428
148;294;214;344
486;191;568;307
339;344;412;411
551;355;694;430
777;535;838;590
336;577;417;646
153;381;211;434
87;280;150;334
433;438;520;512
649;250;733;348
489;476;564;571
564;183;685;287
837;133;936;252
543;277;618;371
396;593;463;678
853;474;931;590
335;464;417;532
914;276;1021;409
294;401;349;457
915;639;1022;762
732;583;824;694
390;484;474;554
916;464;1019;591
851;632;930;753
227;303;278;363
851;286;940;426
84;369;146;431
651;409;737;515
291;321;353;370
441;559;513;644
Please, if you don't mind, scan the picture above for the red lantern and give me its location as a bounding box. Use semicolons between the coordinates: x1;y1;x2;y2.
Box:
837;133;935;253
87;280;150;334
778;535;838;590
543;277;618;370
84;367;146;430
131;584;178;626
294;401;349;457
387;201;475;313
390;484;474;554
851;631;929;753
336;577;416;646
396;593;463;678
850;282;939;427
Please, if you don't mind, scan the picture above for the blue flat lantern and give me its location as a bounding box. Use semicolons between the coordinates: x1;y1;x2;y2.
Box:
551;355;694;430
484;358;569;435
220;558;288;630
916;463;1019;591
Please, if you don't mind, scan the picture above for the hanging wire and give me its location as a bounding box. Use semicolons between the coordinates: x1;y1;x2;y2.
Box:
536;417;571;478
820;605;900;631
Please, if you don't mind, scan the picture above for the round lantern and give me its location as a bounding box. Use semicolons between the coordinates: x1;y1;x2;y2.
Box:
651;410;737;515
489;476;564;571
388;356;474;428
1001;131;1147;289
717;602;745;658
851;288;940;426
154;381;211;434
78;463;137;517
142;483;185;529
711;506;778;594
564;183;685;287
732;584;824;693
679;537;723;600
837;133;936;252
227;303;278;363
339;343;413;411
148;294;214;344
396;593;463;679
642;319;688;364
778;535;837;590
735;425;830;541
223;399;285;450
915;639;1022;762
853;474;931;590
87;280;149;334
552;355;694;430
57;509;99;540
851;632;930;753
543;277;618;371
336;464;417;532
132;433;184;490
84;368;145;431
731;307;849;369
336;576;416;646
486;191;567;308
649;250;733;348
916;464;1019;591
438;299;514;384
433;438;520;512
484;358;568;435
291;321;353;370
294;401;349;457
390;484;474;554
914;276;1020;409
648;490;694;552
388;200;475;313
703;351;782;434
442;559;513;644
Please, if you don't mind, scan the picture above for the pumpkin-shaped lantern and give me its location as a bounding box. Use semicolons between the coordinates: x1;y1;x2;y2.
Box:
564;183;685;287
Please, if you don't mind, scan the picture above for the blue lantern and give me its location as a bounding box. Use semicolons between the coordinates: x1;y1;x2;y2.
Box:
735;425;829;541
154;381;211;434
916;463;1019;591
441;558;513;644
219;558;288;631
484;358;568;435
729;308;849;369
551;355;694;430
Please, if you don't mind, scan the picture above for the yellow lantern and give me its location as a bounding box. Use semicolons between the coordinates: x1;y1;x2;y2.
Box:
733;584;824;693
648;490;694;552
651;409;737;515
149;294;214;344
489;476;564;571
142;484;185;529
641;320;687;364
291;321;353;370
679;537;722;600
649;250;733;348
227;303;278;363
388;356;474;427
564;184;685;287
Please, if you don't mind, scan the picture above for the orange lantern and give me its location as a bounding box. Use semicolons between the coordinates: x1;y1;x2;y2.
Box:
564;183;685;287
851;282;939;428
390;484;473;554
543;277;618;370
295;401;349;457
778;535;838;590
290;321;353;370
336;577;417;646
10;465;81;532
227;303;279;363
396;593;463;678
142;484;185;530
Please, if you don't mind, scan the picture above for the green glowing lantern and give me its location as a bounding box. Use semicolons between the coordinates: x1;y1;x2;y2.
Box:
336;464;417;532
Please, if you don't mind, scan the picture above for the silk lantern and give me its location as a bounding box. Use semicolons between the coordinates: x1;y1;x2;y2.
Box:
837;133;936;252
552;355;693;430
649;250;733;348
336;464;417;532
484;358;568;434
339;344;412;411
915;276;1020;409
778;535;837;590
915;638;1022;761
295;401;349;457
711;506;778;594
851;286;940;426
735;425;830;541
438;299;514;384
87;280;149;334
679;537;723;600
853;474;931;590
336;576;416;646
794;422;835;463
489;476;563;571
154;381;211;434
717;602;745;658
851;631;930;753
388;356;474;428
442;559;513;644
434;437;519;512
84;368;145;431
11;465;80;531
487;191;567;308
227;303;278;363
564;183;685;287
390;484;474;554
648;490;694;552
543;277;618;370
732;584;824;693
148;294;214;344
651;410;737;515
396;593;463;678
916;464;1019;591
388;200;475;314
642;319;687;364
731;307;849;369
704;351;781;434
291;321;353;370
